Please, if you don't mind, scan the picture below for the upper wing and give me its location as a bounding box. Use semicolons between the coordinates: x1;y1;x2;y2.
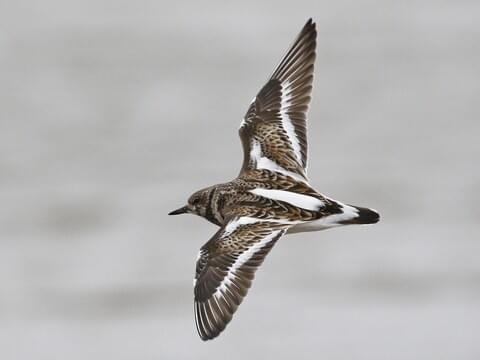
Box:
239;19;317;182
193;217;291;340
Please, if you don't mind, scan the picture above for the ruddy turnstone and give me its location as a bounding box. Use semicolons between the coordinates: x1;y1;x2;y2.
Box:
169;18;379;340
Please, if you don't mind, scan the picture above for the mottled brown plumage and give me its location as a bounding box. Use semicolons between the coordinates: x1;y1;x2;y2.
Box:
239;19;315;179
169;19;380;341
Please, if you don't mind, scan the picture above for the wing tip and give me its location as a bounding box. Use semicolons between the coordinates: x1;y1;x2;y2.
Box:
271;18;317;81
303;18;316;34
195;298;230;341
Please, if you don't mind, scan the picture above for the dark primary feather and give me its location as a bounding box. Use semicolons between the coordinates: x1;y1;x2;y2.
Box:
194;218;290;340
239;19;317;179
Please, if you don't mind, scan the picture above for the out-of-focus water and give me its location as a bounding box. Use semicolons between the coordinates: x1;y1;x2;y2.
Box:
1;1;479;359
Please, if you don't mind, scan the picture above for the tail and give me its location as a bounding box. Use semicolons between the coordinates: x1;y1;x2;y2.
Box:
340;205;380;225
286;203;379;234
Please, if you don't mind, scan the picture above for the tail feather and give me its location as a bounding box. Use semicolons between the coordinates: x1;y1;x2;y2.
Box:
340;205;380;225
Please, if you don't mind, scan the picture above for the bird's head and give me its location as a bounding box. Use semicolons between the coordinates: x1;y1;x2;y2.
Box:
168;188;211;217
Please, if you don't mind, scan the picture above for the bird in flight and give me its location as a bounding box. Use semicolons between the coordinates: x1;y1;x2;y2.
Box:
169;19;379;341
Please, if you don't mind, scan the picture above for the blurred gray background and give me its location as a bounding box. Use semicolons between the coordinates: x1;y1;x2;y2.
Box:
1;0;479;359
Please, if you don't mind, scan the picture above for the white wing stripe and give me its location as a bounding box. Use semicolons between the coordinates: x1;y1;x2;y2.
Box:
223;216;297;238
249;188;324;211
249;139;262;165
224;217;260;235
213;230;282;299
280;81;303;163
250;139;307;183
256;156;306;182
281;110;302;162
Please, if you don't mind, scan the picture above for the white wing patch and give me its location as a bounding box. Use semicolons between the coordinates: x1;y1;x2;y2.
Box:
249;139;306;183
250;188;323;211
213;230;282;300
280;81;303;163
249;139;262;163
224;216;261;235
225;216;299;233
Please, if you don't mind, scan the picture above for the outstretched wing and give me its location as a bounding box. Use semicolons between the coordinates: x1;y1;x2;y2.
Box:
239;19;317;182
194;217;291;340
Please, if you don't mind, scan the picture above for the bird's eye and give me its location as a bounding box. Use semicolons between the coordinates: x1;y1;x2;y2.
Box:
192;198;200;206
